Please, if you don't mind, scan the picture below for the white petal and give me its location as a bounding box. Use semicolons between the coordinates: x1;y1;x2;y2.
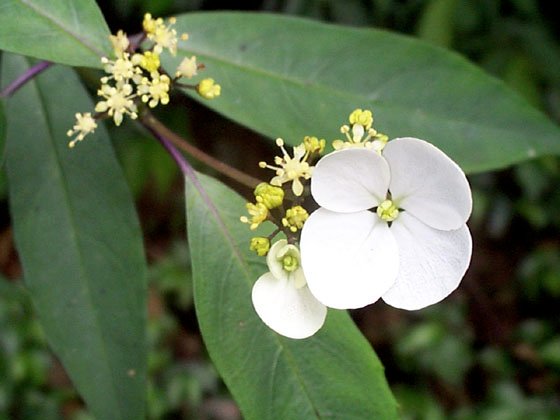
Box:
266;239;288;280
251;272;327;339
384;137;472;231
300;208;399;309
382;212;472;310
311;149;390;213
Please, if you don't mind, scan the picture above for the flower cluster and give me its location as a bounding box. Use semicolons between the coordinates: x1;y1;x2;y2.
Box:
241;135;326;339
244;109;473;339
67;13;221;148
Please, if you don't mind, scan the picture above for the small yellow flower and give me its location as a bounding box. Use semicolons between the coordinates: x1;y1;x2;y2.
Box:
143;13;187;55
254;183;284;209
197;78;221;99
175;56;198;79
132;51;161;73
259;139;312;197
95;81;138;126
142;13;158;34
110;30;130;57
240;202;269;230
137;72;171;108
282;206;309;232
67;112;97;148
250;237;270;256
100;54;140;84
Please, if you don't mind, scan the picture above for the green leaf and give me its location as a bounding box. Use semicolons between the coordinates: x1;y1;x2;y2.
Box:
171;12;560;173
2;54;147;420
0;0;111;68
185;170;398;419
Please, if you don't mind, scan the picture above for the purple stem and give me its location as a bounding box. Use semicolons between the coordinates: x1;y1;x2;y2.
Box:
0;61;52;98
142;115;240;251
144;117;193;176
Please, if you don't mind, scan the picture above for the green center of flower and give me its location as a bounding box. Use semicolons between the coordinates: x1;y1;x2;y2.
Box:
282;254;299;272
377;199;399;222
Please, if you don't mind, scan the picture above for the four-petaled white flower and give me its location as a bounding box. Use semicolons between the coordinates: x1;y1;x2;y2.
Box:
252;239;327;339
300;137;472;310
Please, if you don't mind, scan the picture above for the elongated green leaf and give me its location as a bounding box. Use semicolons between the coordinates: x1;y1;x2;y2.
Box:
185;170;398;419
2;54;146;420
171;12;560;173
0;0;111;68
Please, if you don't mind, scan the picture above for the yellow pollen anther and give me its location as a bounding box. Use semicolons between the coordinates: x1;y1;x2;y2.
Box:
377;200;399;222
303;135;325;154
349;108;373;129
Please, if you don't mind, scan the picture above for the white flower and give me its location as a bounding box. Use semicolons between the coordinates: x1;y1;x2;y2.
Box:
300;137;472;310
251;239;327;339
66;112;97;147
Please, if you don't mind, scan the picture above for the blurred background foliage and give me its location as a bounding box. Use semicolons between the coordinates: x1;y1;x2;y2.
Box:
1;0;560;418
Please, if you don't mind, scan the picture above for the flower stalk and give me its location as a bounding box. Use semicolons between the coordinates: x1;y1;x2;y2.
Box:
140;112;262;189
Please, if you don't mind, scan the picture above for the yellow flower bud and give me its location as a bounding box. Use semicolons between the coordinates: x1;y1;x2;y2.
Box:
254;183;284;209
197;78;221;99
134;51;160;73
303;136;326;154
250;237;270;256
282;206;309;232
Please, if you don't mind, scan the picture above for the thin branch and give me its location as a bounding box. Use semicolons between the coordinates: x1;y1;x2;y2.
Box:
0;61;52;98
142;114;192;176
140;112;262;189
142;112;240;246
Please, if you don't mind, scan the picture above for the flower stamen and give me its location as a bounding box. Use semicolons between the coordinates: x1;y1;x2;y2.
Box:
333;108;389;152
376;199;399;222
